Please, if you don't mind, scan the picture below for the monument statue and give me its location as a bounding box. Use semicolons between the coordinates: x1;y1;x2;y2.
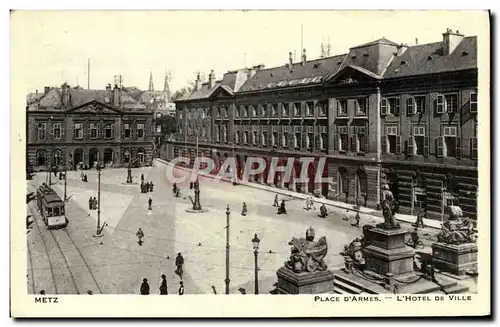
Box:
437;205;476;245
285;227;328;273
378;184;400;229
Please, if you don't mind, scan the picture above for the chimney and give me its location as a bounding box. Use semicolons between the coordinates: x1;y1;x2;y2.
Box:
106;83;112;91
415;38;419;45
287;52;293;70
44;86;50;95
396;43;408;56
442;28;464;56
61;82;71;107
194;73;202;91
208;70;215;88
301;49;307;65
113;84;120;107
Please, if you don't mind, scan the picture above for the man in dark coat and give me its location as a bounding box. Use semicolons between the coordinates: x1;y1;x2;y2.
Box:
141;173;144;183
175;253;184;279
277;200;287;214
148;197;152;210
173;183;177;193
150;182;154;192
159;274;168;295
140;278;150;295
93;197;98;210
88;197;93;210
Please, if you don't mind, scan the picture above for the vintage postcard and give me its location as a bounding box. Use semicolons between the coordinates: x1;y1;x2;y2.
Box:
10;10;491;317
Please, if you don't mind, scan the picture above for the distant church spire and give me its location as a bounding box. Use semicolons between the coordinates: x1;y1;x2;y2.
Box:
164;71;171;102
148;71;154;91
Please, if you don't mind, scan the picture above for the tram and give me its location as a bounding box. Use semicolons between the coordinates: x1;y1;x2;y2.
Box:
36;183;68;229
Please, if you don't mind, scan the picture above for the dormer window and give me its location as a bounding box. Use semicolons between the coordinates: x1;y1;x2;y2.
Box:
400;60;407;65
352;55;357;60
427;56;433;61
462;51;469;56
313;63;320;68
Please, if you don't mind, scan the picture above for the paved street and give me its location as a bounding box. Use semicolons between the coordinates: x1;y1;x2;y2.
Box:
26;160;446;295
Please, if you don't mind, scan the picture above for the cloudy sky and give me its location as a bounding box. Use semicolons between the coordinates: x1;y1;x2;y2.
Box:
11;10;488;95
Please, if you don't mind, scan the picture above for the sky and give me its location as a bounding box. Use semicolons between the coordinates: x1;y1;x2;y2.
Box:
11;10;488;95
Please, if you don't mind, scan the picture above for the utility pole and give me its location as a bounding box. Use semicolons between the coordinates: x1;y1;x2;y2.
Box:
225;205;230;295
94;152;103;237
64;158;67;201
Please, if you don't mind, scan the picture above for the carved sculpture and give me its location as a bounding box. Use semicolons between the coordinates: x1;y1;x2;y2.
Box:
284;227;328;273
378;184;400;229
437;205;476;245
340;237;365;266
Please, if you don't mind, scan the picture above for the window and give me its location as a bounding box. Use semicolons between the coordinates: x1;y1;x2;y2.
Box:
272;132;277;146
437;126;460;158
38;123;46;140
137;123;145;138
222;106;228;117
235;131;240;143
319;134;325;150
471;137;478;159
252;131;257;145
36;150;46;166
53;123;61;140
355;98;367;116
306;101;314;116
105;124;112;138
337;99;347;116
338;125;348;152
381;97;400;116
470;92;478;113
74;123;83;139
409;126;428;156
261;105;267;117
352;125;367;153
251;106;257;117
214;107;219;117
124;124;131;138
269;104;277;117
215;126;220;142
201;109;206;118
445;94;458;113
294;134;299;148
282;103;289;117
317;100;327;116
90;123;98;139
222;126;228;143
282;132;287;147
294;102;301;116
406;95;426;115
383;125;400;154
244;131;249;144
261;132;267;146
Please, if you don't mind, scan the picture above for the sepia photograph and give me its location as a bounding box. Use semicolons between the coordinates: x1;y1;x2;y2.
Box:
10;9;491;318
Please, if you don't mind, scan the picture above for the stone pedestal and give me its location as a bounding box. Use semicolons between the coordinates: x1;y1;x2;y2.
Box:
432;242;478;276
362;227;415;276
276;267;334;294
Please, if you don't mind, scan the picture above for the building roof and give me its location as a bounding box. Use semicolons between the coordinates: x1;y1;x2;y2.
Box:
238;54;347;92
383;36;477;78
26;86;159;111
351;37;399;49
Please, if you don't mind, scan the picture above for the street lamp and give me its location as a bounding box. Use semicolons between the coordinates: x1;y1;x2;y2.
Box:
252;233;260;295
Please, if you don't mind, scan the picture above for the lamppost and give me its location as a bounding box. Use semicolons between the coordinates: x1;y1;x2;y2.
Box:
225;205;230;295
94;153;103;238
252;233;260;295
48;115;54;186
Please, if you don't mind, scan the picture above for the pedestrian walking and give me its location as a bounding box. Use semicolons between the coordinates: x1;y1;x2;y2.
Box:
81;171;85;181
83;174;88;182
413;208;426;228
150;182;154;192
141;173;144;183
136;228;144;246
175;253;184;279
342;209;350;221
173;183;177;193
159;274;168;295
241;202;248;216
140;278;150;295
318;204;328;218
273;194;279;207
310;197;316;210
88;196;93;210
93;197;98;210
351;211;360;228
277;200;287;215
178;281;184;295
148;197;152;210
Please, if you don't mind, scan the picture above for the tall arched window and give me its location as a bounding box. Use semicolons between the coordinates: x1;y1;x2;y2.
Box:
53;149;62;166
338;167;348;194
36;150;46;167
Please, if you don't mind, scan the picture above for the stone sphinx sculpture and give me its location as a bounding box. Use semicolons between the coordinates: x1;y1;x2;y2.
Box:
284;227;328;273
437;205;476;245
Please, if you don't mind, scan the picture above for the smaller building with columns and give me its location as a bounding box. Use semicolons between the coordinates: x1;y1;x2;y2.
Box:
26;83;155;171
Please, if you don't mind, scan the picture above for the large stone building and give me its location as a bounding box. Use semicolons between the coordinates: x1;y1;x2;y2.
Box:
26;83;156;171
164;28;478;220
